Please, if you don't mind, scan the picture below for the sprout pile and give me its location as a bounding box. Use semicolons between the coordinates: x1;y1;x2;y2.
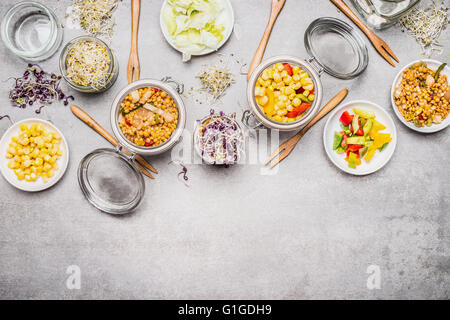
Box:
65;39;111;88
8;64;74;114
398;0;449;56
196;110;244;165
196;63;235;101
69;0;118;38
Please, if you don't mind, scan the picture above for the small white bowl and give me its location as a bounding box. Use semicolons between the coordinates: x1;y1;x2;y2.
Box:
323;100;397;176
391;59;450;133
159;0;235;61
0;119;69;192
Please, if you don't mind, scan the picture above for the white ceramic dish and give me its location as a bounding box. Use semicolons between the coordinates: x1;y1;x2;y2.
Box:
159;0;234;62
323;100;397;176
391;59;450;133
0;119;69;192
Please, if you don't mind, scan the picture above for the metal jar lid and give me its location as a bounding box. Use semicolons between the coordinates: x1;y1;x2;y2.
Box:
77;147;145;215
304;17;369;79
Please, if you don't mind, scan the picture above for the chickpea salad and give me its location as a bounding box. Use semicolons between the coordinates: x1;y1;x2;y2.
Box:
119;87;179;147
393;61;449;127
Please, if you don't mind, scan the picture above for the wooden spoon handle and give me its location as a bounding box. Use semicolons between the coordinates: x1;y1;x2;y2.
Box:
70;105;119;147
291;89;348;144
131;0;140;53
247;0;286;80
330;0;373;36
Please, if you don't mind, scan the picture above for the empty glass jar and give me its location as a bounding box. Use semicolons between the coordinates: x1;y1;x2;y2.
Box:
350;0;421;29
1;1;63;61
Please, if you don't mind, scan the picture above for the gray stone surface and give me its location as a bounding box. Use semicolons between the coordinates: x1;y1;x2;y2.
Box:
0;0;449;299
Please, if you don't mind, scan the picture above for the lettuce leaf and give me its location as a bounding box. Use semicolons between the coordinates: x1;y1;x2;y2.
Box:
163;0;226;53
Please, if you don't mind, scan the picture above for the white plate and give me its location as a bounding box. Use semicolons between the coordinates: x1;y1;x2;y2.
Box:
159;0;234;61
0;119;69;192
323;100;397;176
391;59;450;133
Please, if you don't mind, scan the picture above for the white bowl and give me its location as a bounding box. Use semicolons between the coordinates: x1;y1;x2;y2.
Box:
323;100;397;176
391;59;450;133
159;0;234;61
0;119;69;192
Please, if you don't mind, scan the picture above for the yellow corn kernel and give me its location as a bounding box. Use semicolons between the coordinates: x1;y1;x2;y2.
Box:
308;94;315;101
6;153;13;159
285;87;294;96
292;98;301;107
292;66;301;74
259;95;269;106
47;169;55;178
20;124;28;131
23;159;32;168
273;72;282;83
8;161;16;169
284;76;292;85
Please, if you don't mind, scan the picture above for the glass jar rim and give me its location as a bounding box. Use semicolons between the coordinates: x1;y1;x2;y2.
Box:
1;1;57;57
59;35;115;91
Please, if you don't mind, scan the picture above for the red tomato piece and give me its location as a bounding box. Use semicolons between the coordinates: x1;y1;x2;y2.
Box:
283;63;293;76
339;111;353;126
286;103;311;118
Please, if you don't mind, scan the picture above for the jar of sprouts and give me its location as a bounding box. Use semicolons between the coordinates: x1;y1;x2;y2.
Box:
59;36;118;93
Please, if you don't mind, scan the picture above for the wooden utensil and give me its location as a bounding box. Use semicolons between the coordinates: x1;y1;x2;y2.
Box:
127;0;141;83
330;0;399;67
247;0;286;81
265;89;348;169
70;105;157;179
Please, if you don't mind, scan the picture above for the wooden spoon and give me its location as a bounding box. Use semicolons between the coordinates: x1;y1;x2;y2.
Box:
247;0;286;81
330;0;399;66
127;0;141;83
70;105;157;179
265;89;348;168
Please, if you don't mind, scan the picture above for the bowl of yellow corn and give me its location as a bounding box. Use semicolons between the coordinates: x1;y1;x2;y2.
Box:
0;119;69;192
244;55;323;131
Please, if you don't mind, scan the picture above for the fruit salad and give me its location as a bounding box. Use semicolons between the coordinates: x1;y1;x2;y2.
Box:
333;109;392;169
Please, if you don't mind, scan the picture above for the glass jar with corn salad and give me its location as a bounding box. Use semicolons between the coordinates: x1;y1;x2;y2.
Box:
59;36;118;93
255;62;315;123
393;61;449;128
244;56;323;132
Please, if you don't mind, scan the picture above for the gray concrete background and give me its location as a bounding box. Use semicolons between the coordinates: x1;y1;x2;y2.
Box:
0;0;449;299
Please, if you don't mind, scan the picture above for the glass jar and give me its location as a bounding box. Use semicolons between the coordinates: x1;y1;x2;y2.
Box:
350;0;421;29
1;1;63;61
59;36;118;93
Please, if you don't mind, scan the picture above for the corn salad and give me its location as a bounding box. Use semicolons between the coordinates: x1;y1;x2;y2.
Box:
255;62;315;123
6;124;62;182
394;62;449;127
119;87;178;147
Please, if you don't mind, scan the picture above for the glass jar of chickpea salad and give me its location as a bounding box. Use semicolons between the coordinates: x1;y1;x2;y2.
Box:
111;79;186;156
